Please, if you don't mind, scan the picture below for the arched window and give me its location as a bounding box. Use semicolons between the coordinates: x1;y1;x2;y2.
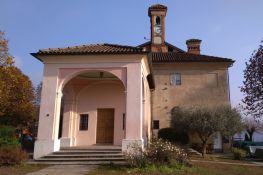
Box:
156;16;161;25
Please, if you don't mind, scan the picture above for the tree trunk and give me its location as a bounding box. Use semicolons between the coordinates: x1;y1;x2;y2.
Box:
247;129;254;141
202;141;208;158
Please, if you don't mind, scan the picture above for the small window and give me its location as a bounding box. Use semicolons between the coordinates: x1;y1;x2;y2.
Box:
170;73;181;85
79;114;89;131
156;16;161;25
123;113;126;130
153;120;159;130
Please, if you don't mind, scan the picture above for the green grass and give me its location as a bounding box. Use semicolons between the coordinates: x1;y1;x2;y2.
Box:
190;154;253;164
87;162;263;175
0;164;48;175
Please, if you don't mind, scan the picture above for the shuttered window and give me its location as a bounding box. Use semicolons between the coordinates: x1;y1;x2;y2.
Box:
170;73;181;85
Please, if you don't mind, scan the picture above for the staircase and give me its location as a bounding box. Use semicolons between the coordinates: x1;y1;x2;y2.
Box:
30;146;127;165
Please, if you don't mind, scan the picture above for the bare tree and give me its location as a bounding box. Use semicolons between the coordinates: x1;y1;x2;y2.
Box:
241;40;263;119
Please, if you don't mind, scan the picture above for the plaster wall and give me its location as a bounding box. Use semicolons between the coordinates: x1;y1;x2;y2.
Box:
75;82;125;146
141;56;152;145
152;63;231;129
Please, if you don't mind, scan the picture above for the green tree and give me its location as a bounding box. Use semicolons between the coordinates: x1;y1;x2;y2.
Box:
0;31;36;128
241;40;263;119
171;106;243;157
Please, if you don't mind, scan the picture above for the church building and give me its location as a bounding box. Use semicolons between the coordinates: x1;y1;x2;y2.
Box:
32;4;234;159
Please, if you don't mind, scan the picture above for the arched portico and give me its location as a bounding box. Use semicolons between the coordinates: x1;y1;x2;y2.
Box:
59;70;126;147
34;62;148;159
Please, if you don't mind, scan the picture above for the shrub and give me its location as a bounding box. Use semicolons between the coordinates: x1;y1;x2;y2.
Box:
232;148;246;160
0;126;20;148
0;126;16;138
124;138;189;168
146;138;189;164
124;142;148;168
158;128;189;145
0;147;28;166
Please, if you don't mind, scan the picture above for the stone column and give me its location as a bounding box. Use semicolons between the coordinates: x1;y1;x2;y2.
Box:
33;73;62;159
122;63;144;152
60;100;76;147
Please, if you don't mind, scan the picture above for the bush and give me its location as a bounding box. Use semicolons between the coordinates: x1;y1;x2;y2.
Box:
0;147;28;166
0;126;20;148
158;128;189;145
146;138;189;164
0;126;16;138
124;138;190;168
123;142;148;168
232;148;246;160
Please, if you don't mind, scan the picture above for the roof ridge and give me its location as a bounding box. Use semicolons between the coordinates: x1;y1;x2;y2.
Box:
103;43;141;49
151;52;234;63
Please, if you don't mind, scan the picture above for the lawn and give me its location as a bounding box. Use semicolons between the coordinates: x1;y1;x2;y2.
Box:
87;161;263;175
0;164;48;175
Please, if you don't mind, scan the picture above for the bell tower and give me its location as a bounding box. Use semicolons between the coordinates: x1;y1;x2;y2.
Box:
148;4;168;52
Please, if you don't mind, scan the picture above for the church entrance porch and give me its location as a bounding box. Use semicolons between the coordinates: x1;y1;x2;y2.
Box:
33;58;151;159
59;71;125;147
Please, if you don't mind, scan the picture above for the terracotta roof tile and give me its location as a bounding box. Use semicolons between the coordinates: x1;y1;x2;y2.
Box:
33;43;145;55
138;41;185;53
149;4;167;10
150;52;234;63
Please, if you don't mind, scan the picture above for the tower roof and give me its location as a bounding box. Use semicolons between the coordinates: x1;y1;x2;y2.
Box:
149;4;167;10
148;4;167;16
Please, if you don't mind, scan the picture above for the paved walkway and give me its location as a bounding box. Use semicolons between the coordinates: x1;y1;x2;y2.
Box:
26;165;97;175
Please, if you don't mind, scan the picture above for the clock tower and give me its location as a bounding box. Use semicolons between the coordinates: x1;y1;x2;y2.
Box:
148;4;168;52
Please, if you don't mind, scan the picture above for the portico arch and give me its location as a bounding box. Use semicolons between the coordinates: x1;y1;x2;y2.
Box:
58;68;127;94
59;69;126;147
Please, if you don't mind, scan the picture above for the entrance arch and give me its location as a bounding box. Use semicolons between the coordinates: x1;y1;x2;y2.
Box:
59;70;126;147
58;68;127;94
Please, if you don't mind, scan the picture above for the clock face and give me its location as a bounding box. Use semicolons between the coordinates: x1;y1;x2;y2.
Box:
154;25;161;34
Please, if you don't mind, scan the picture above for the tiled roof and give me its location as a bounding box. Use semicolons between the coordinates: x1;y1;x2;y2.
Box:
149;4;167;10
32;43;234;64
150;52;234;63
32;43;146;56
138;41;185;53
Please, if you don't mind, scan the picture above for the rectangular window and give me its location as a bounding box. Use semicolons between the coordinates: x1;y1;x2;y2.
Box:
170;73;181;85
153;120;159;130
79;114;89;131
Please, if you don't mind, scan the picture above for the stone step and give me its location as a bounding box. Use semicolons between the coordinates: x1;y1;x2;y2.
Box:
61;147;122;151
54;150;122;154
45;153;124;158
31;146;126;165
187;148;202;156
28;160;127;165
35;157;125;161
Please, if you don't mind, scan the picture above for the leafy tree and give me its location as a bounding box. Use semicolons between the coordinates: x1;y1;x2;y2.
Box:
171;106;243;157
0;66;36;127
241;40;263;119
0;31;14;66
0;31;36;128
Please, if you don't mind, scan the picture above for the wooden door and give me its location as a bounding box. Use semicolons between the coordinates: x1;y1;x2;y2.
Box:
96;108;114;144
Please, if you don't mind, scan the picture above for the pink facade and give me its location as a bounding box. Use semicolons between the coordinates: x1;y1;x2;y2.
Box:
33;55;152;159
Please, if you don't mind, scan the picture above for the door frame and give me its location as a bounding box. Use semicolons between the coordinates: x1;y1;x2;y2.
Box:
96;108;115;144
